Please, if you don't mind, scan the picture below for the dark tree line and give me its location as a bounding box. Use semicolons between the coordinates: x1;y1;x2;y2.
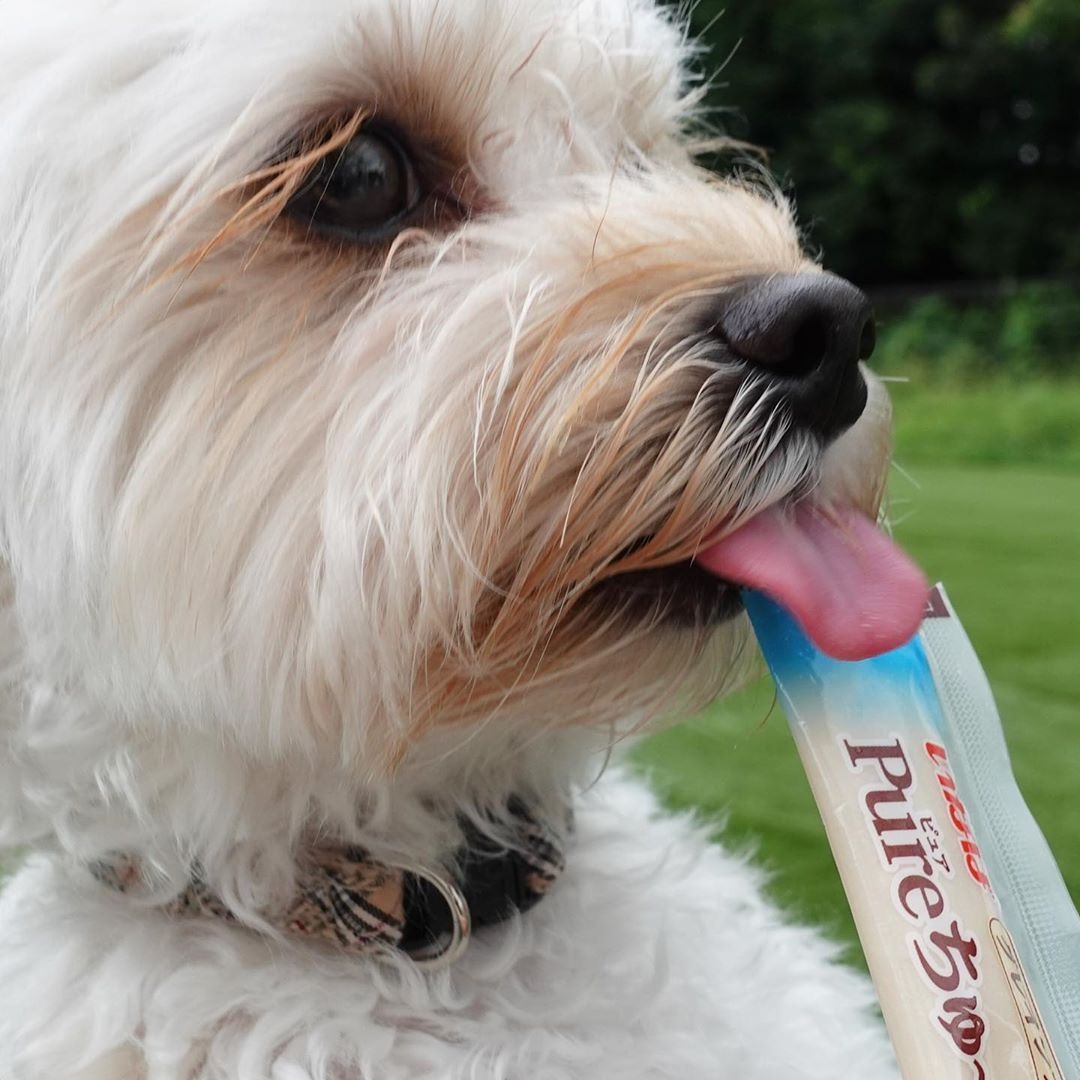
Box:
682;0;1080;286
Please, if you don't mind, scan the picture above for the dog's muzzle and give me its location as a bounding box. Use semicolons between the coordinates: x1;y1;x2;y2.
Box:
707;271;876;441
594;271;877;630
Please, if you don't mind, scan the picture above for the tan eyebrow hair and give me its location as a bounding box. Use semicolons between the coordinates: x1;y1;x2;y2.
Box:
160;108;371;283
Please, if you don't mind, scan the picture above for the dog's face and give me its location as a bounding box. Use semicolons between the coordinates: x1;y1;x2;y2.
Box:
0;0;891;778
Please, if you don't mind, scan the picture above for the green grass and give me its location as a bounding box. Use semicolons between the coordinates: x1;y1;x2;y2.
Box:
888;378;1080;470
634;463;1080;963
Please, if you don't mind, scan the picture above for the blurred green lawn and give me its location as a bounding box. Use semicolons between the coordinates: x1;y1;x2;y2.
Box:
634;460;1080;963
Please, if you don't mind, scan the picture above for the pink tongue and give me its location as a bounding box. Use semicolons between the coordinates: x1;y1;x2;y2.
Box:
696;504;929;661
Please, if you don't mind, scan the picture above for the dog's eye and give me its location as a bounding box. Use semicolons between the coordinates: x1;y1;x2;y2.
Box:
287;126;421;240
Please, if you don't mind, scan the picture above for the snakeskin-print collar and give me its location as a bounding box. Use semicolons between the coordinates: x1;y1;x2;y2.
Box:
92;800;567;969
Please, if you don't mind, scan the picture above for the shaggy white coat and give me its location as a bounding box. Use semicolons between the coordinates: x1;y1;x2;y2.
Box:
0;0;900;1076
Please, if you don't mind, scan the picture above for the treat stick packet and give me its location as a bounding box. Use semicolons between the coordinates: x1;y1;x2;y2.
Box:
745;584;1080;1079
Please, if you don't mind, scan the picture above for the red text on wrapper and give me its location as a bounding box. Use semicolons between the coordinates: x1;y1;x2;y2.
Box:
844;737;989;1077
924;741;995;898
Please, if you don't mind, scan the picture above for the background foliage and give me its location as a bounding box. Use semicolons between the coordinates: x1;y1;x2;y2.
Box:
682;0;1080;287
670;0;1080;393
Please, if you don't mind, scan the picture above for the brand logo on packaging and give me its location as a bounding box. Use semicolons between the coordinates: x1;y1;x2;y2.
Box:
844;736;989;1076
924;742;996;899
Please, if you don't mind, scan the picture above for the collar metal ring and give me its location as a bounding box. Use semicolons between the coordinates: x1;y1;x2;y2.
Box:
398;862;472;970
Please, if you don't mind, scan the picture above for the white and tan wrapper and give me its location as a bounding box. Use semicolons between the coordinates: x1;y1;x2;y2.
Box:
746;585;1078;1079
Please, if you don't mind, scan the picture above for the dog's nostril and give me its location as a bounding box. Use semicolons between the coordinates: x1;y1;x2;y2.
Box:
783;313;832;379
858;316;877;363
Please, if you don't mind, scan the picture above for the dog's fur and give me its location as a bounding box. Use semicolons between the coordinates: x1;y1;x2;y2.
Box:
0;1;899;1076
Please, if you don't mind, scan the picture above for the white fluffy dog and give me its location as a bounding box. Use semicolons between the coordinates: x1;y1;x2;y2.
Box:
0;1;907;1076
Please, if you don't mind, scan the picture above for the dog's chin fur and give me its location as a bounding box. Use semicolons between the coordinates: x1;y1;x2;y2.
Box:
0;1;899;1076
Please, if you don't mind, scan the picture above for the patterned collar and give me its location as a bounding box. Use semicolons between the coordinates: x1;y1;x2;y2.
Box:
92;800;567;969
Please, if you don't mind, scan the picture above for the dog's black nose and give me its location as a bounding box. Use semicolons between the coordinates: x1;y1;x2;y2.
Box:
712;272;876;440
